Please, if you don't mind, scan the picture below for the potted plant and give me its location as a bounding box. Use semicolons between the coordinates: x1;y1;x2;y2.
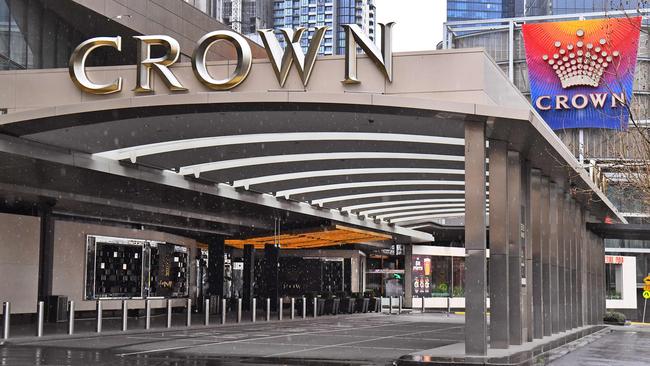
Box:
603;311;626;325
355;292;370;313
338;291;355;314
452;286;464;297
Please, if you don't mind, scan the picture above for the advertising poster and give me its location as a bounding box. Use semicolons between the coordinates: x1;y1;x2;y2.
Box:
522;17;641;130
155;243;175;297
412;255;432;297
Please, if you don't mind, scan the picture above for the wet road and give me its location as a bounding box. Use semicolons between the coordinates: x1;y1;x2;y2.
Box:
0;313;465;366
549;325;650;366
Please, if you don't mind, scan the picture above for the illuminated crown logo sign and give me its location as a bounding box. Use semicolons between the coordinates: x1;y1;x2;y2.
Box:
542;29;620;89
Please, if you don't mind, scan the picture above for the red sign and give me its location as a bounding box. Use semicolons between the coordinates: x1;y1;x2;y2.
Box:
605;255;624;264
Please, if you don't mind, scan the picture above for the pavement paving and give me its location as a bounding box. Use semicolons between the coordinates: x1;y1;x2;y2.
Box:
548;325;650;366
0;312;466;366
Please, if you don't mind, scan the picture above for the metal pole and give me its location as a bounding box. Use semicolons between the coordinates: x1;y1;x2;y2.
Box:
121;300;128;331
37;301;44;337
643;298;647;323
278;298;283;320
266;298;271;322
379;296;383;313
145;299;151;330
421;296;425;314
221;298;227;325
313;298;317;318
205;298;210;326
2;302;9;340
389;297;393;314
237;298;242;323
302;297;306;319
447;297;451;316
96;300;102;333
291;298;295;320
252;298;257;323
67;301;75;335
166;299;172;328
186;298;192;327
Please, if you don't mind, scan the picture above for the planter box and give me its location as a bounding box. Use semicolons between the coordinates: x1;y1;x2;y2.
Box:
368;297;380;312
325;298;340;315
355;298;369;313
340;298;355;314
308;298;326;316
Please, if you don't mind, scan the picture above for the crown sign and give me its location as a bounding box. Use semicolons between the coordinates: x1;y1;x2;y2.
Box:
542;29;620;88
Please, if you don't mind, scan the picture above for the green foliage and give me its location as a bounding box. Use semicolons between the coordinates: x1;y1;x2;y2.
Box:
603;311;626;324
452;286;464;297
437;283;449;292
606;290;622;300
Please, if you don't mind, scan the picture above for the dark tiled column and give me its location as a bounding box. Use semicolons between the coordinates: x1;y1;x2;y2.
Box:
208;237;225;298
489;140;509;349
464;119;488;356
523;163;534;343
557;191;566;333
243;244;255;311
507;150;523;345
565;196;573;330
530;169;543;339
572;202;579;329
541;177;552;337
549;184;559;334
264;244;280;311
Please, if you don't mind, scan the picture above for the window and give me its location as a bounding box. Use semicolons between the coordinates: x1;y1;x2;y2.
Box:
0;108;6;115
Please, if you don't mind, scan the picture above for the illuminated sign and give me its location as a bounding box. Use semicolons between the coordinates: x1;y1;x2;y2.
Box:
605;255;624;264
69;24;394;95
522;17;641;130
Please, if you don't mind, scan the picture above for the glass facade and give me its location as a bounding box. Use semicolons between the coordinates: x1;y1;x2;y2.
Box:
0;0;136;70
447;0;516;22
272;0;375;55
411;254;466;298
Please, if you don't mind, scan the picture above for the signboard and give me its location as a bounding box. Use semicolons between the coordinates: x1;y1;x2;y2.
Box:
522;17;641;130
412;256;433;296
605;255;624;264
643;275;650;300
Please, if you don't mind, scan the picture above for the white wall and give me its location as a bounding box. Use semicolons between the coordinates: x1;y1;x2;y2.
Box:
606;255;637;310
0;213;40;314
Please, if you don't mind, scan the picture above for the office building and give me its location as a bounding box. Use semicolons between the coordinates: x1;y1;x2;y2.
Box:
273;0;376;55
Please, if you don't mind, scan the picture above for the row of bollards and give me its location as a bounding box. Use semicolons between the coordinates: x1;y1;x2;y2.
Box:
1;296;400;339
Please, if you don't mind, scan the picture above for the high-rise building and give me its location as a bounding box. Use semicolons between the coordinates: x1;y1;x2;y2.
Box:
449;0;650;21
272;0;376;56
184;0;273;40
447;0;516;22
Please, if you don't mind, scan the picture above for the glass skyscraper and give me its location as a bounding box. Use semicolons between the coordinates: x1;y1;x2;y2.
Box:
447;0;515;22
273;0;376;55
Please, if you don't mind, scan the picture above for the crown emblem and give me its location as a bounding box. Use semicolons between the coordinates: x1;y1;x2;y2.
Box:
542;29;620;89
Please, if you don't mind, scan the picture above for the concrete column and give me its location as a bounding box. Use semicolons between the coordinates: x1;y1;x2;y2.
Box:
464;119;488;356
264;245;280;311
549;184;559;334
575;206;583;327
208;237;225;299
530;169;543;339
572;201;579;329
507;151;523;345
565;197;573;330
599;236;605;324
243;244;255;311
489;139;509;349
557;191;566;333
404;245;413;308
541;177;551;337
37;201;56;301
523;163;534;343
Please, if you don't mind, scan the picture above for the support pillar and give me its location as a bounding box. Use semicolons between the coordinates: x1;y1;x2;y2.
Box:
489;139;509;349
37;201;56;301
404;245;413;308
243;244;255;311
265;244;280;311
523;162;534;342
557;190;566;333
575;206;583;327
549;184;559;334
541;177;551;337
507;151;523;345
530;169;543;339
571;201;579;329
208;237;225;300
464;119;488;356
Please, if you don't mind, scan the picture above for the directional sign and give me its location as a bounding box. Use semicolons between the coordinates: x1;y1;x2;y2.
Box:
644;291;650;300
644;275;650;285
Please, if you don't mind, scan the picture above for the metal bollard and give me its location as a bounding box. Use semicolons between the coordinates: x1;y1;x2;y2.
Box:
186;298;192;327
266;298;270;322
379;296;383;313
447;297;451;316
302;297;306;319
290;298;295;320
37;301;44;337
68;301;75;335
313;298;317;318
237;298;242;323
397;296;402;315
221;298;227;325
421;296;425;314
166;299;172;328
3;302;10;339
278;298;283;320
121;300;128;331
389;297;393;315
252;298;257;323
96;300;102;333
204;298;210;326
145;299;151;330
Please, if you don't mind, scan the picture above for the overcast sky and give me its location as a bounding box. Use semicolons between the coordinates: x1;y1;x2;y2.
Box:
374;0;447;52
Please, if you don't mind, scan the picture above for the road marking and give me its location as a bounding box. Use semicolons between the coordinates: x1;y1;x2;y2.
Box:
264;325;462;358
117;322;456;357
